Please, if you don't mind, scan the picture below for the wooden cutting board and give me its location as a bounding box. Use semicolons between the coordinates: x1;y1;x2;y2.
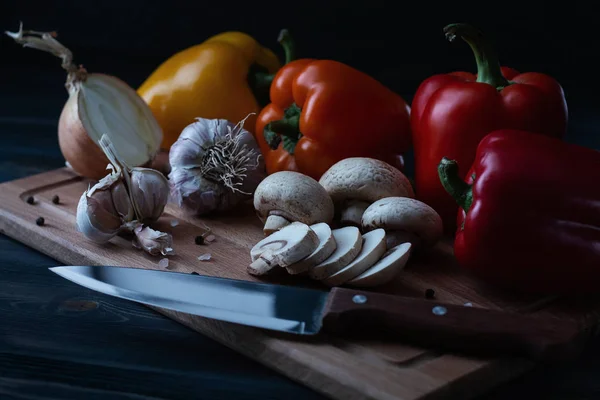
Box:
1;167;599;400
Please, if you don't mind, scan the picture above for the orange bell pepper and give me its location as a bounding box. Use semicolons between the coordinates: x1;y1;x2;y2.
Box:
255;31;411;181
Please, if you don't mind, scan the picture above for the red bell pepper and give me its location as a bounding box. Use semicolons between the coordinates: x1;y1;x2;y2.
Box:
254;31;411;181
438;130;600;295
411;23;568;233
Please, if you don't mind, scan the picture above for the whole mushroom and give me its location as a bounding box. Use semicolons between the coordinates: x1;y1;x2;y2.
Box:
253;171;334;235
319;157;414;227
361;197;443;250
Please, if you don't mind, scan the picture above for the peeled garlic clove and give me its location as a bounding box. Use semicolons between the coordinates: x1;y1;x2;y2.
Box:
130;167;170;223
133;224;174;256
76;190;120;243
111;180;134;221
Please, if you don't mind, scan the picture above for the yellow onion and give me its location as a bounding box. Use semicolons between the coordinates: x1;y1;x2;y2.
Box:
6;23;162;180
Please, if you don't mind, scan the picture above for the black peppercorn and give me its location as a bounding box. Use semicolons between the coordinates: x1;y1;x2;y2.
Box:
425;288;435;299
35;217;45;226
195;235;205;245
52;195;60;204
191;271;200;275
26;196;35;204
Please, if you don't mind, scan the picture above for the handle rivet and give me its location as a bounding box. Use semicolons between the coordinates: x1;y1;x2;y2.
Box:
432;306;447;316
352;294;367;304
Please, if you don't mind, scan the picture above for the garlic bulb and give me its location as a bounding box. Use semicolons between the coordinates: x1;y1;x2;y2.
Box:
111;180;135;221
129;168;170;224
5;23;162;180
169;115;266;215
76;165;133;242
76;134;172;256
99;135;170;224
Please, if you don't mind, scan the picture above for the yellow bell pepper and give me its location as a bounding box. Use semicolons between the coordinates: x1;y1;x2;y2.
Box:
138;31;281;149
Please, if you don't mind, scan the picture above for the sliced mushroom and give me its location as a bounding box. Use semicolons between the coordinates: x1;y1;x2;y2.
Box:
322;228;387;287
286;222;337;275
319;158;414;227
254;171;334;235
361;197;443;249
247;222;319;276
346;242;412;287
309;226;363;280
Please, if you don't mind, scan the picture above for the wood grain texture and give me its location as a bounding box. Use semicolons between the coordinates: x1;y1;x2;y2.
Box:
2;168;599;400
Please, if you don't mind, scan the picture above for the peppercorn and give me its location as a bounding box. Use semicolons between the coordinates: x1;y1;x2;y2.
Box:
425;288;435;299
195;235;205;245
26;196;35;204
52;195;60;204
35;217;45;226
191;271;200;275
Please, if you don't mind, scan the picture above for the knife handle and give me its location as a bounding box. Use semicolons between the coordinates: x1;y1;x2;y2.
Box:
321;287;586;362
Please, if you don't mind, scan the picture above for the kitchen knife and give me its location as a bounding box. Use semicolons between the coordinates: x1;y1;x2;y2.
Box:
50;265;585;361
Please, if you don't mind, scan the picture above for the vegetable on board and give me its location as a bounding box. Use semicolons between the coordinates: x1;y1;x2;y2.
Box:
361;197;443;250
321;228;386;287
255;30;411;181
248;222;320;276
6;23;163;180
438;130;600;295
138;30;281;149
168;115;265;216
411;23;568;233
318;157;414;227
76;135;173;257
253;170;334;235
284;222;337;275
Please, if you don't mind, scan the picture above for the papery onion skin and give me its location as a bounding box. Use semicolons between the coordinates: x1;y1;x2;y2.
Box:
59;74;164;180
58;92;109;179
168;118;266;215
5;25;163;180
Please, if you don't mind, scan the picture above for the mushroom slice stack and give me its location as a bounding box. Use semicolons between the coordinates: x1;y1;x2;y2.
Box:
248;222;319;276
253;171;334;235
322;228;387;286
362;197;443;250
286;223;337;275
347;243;413;287
309;226;363;280
319;158;414;227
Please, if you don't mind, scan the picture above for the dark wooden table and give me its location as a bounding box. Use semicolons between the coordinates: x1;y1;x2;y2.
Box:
2;65;600;400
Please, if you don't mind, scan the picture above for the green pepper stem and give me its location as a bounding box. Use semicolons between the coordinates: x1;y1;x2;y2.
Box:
251;72;274;93
263;104;302;154
268;118;299;138
248;29;297;107
438;157;473;213
444;23;510;90
277;29;295;65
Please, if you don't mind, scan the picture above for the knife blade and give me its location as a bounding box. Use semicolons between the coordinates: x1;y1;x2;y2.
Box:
50;265;585;361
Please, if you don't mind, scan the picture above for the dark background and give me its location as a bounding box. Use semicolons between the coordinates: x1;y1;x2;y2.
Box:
1;1;598;152
1;1;600;399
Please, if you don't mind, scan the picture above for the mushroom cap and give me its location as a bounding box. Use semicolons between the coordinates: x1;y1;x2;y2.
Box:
253;171;334;225
361;197;443;247
318;157;414;204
